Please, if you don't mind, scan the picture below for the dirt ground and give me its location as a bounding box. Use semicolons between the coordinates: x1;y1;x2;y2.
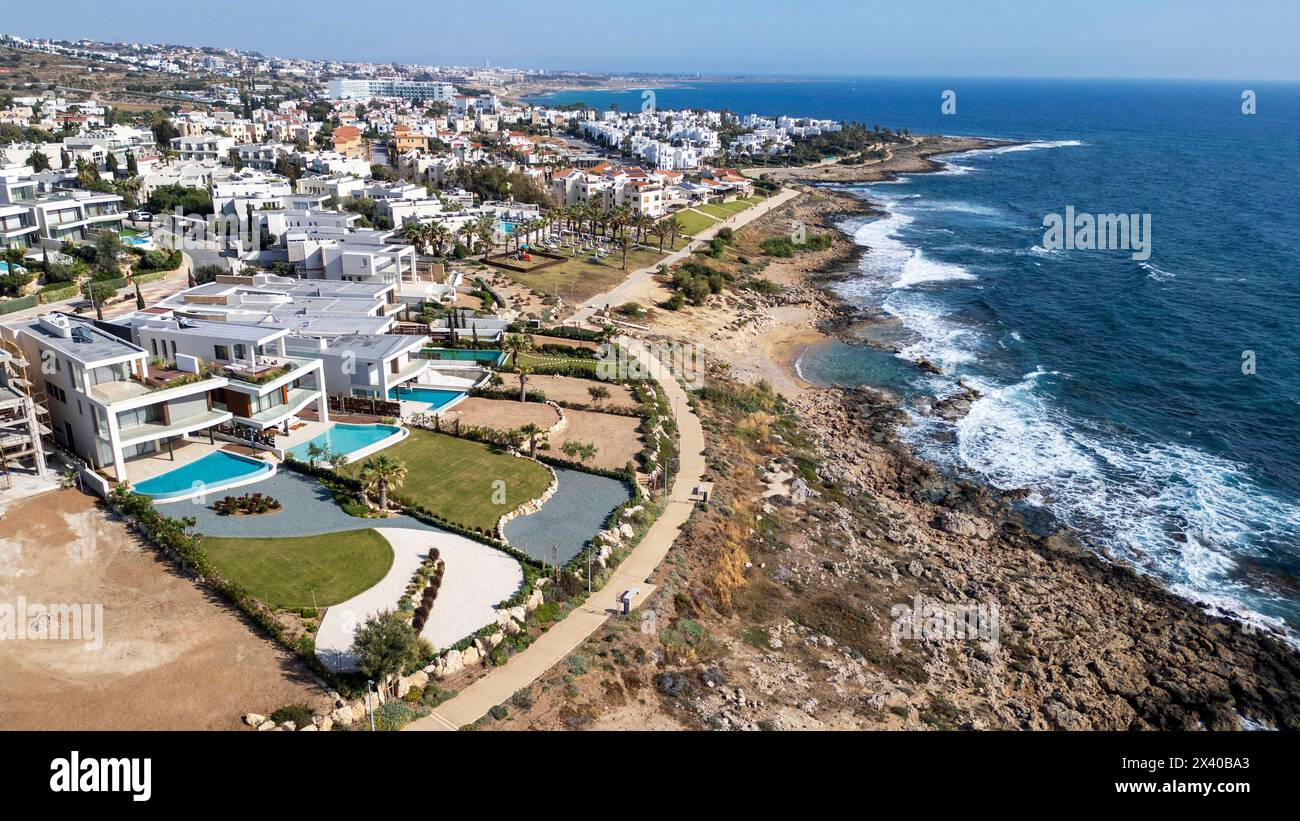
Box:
0;490;331;730
527;374;639;410
550;409;644;471
449;397;561;431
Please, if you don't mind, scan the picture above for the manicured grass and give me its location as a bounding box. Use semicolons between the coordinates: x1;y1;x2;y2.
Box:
716;199;756;214
671;209;719;236
348;428;552;532
698;203;740;220
502;245;673;304
203;529;393;609
514;351;599;375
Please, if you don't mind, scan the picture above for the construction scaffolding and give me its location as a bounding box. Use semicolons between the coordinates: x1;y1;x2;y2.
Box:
0;338;52;488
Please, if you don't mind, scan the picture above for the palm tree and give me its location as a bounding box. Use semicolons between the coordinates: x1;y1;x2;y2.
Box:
517;422;546;458
399;221;428;256
634;213;654;244
359;454;407;512
516;366;532;402
619;235;632;269
668;214;684;248
306;442;328;467
501;332;532;369
650;218;671;253
327;452;350;473
428;223;452;258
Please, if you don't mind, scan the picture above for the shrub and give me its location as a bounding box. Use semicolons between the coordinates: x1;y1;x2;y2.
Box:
374;700;416;731
489;704;509;721
270;703;315;727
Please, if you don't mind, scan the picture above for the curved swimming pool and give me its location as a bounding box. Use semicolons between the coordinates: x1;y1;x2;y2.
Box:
388;385;466;411
286;422;405;463
134;450;274;502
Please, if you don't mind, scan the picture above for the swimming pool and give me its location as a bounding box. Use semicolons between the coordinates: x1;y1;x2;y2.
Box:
134;450;274;502
388;385;465;411
422;348;506;366
286;422;405;463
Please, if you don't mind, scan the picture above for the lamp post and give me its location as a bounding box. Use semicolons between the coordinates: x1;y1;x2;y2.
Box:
366;679;376;732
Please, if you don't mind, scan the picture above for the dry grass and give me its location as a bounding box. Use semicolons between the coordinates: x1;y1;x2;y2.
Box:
548;409;643;471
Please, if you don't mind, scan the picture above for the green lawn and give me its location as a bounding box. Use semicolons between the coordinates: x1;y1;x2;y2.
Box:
716;199;756;213
698;203;742;220
203;529;393;609
671;209;719;236
513;350;599;375
348;428;552;532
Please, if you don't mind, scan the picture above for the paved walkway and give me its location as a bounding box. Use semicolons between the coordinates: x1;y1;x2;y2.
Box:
406;338;707;730
568;188;801;326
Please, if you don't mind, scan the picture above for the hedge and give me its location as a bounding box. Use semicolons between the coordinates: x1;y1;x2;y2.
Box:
38;285;79;303
0;294;38;315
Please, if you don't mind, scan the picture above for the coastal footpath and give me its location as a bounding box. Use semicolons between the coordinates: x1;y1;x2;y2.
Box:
484;140;1300;730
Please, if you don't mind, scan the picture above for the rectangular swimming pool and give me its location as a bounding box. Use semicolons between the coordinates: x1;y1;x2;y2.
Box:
286;422;404;462
133;450;274;501
388;386;465;411
422;348;506;366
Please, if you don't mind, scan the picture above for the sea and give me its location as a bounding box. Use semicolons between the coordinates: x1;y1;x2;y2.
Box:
529;78;1300;639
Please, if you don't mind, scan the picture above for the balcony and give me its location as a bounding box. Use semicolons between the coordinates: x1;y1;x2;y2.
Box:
242;387;320;428
387;358;428;388
116;408;233;446
218;354;315;388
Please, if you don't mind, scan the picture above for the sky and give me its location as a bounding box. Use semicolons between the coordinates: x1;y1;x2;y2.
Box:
8;0;1299;81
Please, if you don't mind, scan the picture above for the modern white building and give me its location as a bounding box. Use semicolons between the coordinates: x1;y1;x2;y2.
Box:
328;78;456;103
0;313;233;482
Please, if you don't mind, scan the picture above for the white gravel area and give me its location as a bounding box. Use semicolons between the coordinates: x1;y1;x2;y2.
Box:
316;527;522;671
420;533;523;651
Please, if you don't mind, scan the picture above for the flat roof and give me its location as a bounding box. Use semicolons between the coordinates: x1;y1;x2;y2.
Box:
7;314;141;364
325;333;424;360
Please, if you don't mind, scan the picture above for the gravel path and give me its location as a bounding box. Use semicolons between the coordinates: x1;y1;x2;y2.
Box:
175;472;440;539
503;467;632;564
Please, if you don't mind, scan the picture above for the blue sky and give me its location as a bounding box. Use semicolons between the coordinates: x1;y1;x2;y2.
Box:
9;0;1299;80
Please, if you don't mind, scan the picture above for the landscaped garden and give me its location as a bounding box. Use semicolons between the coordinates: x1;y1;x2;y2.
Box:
202;529;394;609
500;244;677;305
343;428;552;533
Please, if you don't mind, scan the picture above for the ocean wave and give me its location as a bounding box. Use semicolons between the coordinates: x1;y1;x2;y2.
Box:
987;139;1085;155
911;370;1300;642
1140;261;1178;281
850;207;979;290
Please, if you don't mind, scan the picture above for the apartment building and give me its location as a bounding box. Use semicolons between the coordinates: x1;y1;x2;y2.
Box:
1;313;232;482
327;79;456;103
171;133;238;162
113;316;329;434
0;167;125;242
285;332;429;399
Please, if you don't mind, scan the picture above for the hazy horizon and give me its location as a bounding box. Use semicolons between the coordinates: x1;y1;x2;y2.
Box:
6;0;1299;82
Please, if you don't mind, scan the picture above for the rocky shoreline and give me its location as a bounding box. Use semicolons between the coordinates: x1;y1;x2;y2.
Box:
769;151;1300;729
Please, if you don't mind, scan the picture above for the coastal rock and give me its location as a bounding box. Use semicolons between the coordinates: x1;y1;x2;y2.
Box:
933;510;996;541
330;705;355;726
243;713;265;727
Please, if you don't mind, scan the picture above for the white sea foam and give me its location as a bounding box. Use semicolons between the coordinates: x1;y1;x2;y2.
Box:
850;206;978;290
911;368;1300;643
1140;261;1177;281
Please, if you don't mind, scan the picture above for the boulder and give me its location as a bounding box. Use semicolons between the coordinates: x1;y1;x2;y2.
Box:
503;618;522;635
299;725;318;732
619;523;635;539
507;605;526;624
243;713;265;727
439;649;464;678
280;721;297;732
256;720;276;731
525;589;544;613
461;645;482;668
407;670;429;691
330;705;355;727
488;632;504;648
